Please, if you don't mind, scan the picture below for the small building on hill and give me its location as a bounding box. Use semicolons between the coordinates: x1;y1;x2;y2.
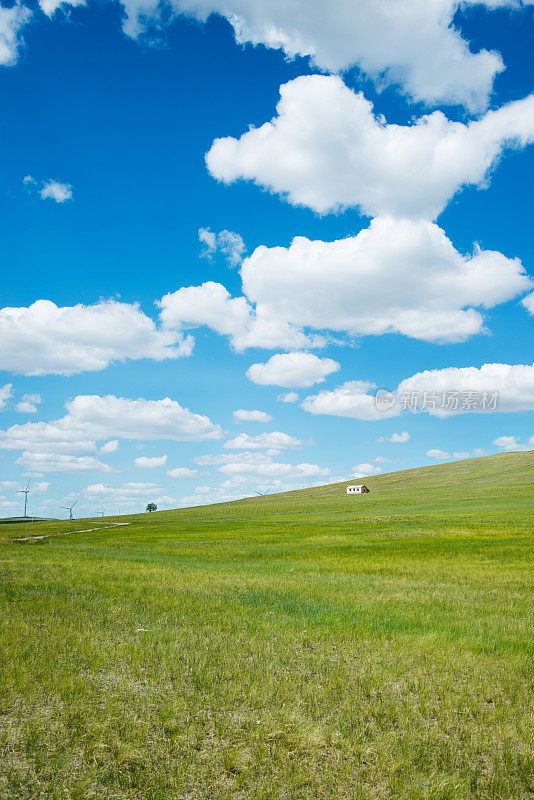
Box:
346;485;369;495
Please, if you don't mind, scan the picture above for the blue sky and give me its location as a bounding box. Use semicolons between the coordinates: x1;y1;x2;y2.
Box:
0;0;533;517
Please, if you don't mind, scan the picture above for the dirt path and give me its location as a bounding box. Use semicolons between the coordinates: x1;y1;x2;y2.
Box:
11;522;131;543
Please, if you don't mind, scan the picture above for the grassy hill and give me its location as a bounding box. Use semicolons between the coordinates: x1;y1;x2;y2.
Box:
0;452;533;799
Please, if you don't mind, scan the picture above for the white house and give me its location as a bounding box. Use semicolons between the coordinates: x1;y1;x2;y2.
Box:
346;485;369;494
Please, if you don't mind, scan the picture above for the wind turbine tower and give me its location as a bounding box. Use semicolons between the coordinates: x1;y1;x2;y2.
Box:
17;479;31;517
61;500;78;521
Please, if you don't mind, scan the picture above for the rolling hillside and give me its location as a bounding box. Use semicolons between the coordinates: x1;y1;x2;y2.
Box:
0;452;533;799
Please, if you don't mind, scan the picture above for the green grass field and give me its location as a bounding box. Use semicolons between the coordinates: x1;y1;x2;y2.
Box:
1;452;533;799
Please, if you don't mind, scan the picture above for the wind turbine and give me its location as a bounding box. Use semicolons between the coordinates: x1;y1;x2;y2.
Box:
253;489;270;497
96;506;107;518
61;500;78;521
17;479;31;517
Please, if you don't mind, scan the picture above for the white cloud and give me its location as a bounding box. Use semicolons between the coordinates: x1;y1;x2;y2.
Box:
116;0;533;109
522;292;534;314
134;454;168;468
191;448;329;483
240;219;531;344
59;394;222;442
158;281;321;351
9;1;532;110
159;212;529;350
303;380;391;422
384;431;410;443
166;467;198;478
15;393;42;414
0;480;18;489
493;434;533;452
199;227;246;267
39;0;85;18
0;499;20;511
0;299;193;376
218;460;330;479
426;449;450;459
0;384;13;411
194;451;274;466
0;3;31;67
32;481;50;493
0;394;222;454
207;76;534;218
16;452;114;473
39;179;73;203
100;439;119;453
303;362;534;421
247;352;340;388
84;481;169;503
352;463;381;478
398;363;534;416
233;408;272;423
224;431;304;450
277;391;299;403
15;401;37;414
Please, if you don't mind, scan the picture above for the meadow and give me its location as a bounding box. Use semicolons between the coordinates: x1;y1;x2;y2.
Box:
1;451;533;799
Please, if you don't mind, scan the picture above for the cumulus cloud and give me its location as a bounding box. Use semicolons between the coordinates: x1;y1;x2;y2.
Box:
493;434;534;451
239;219;532;344
16;452;114;473
379;431;410;443
199;227;246;267
207;76;534;218
303;362;534;420
246;352;340;388
84;481;172;505
115;0;532;109
38;0;85;17
277;391;299;403
224;431;304;450
193;449;329;481
158;215;531;349
10;1;532;109
0;299;193;376
0;480;18;489
522;292;534;314
166;467;198;478
233;408;272;423
0;384;13;411
24;175;74;202
194;451;274;466
352;463;382;478
397;363;534;416
218;459;330;479
100;439;119;453
158;281;321;351
426;449;450;459
303;380;394;422
0;3;31;67
40;179;73;203
134;454;168;468
0;394;222;454
15;393;42;414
